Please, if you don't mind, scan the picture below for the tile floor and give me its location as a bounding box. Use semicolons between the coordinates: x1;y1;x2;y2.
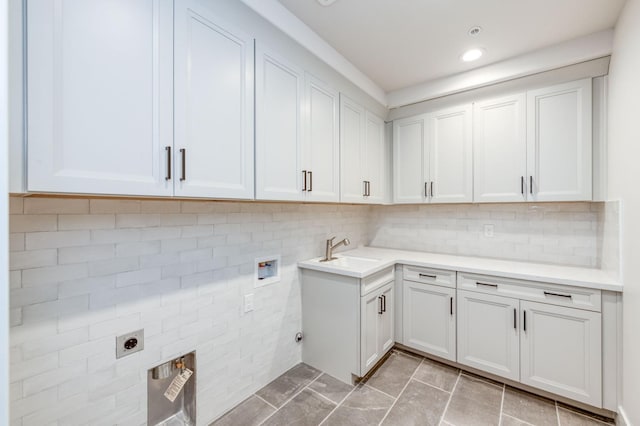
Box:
211;350;615;426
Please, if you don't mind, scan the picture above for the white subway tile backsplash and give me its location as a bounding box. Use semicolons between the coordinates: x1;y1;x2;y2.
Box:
9;196;615;425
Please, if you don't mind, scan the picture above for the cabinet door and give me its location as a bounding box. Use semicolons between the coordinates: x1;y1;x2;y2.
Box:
378;284;394;355
303;74;339;202
457;290;520;381
428;105;473;203
174;0;254;199
474;94;527;203
27;0;173;196
340;95;366;203
403;281;455;361
393;115;427;204
360;289;382;375
363;111;386;204
527;79;592;201
520;301;602;406
255;46;304;201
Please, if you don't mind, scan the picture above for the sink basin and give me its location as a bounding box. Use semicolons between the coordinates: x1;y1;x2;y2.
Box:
318;255;381;269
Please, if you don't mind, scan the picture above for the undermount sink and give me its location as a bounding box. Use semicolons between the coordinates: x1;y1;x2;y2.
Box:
318;255;381;268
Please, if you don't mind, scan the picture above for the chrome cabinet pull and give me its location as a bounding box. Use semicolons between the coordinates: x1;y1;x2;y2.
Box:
180;148;186;181
476;281;498;289
165;146;172;181
302;171;307;191
363;181;367;197
419;273;437;279
521;176;524;195
424;182;428;198
308;171;313;192
366;181;371;196
378;296;383;315
523;310;527;332
450;297;453;316
513;308;517;329
543;291;572;299
382;294;386;313
431;181;434;197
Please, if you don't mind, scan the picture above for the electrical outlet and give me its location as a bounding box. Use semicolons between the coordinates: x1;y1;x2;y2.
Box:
244;293;254;313
116;329;144;359
483;224;494;238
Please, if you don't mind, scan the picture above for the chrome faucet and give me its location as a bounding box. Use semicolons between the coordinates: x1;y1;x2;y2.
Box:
321;236;350;262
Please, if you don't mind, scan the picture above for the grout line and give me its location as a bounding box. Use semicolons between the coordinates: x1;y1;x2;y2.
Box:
438;370;462;426
305;386;340;406
498;384;505;426
257;373;323;426
411;376;453;394
254;393;278;411
363;383;397;401
317;381;360;426
556;401;562;426
377;357;423;426
502;414;537;426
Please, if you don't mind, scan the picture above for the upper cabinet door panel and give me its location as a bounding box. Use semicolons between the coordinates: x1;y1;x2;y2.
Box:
340;95;366;203
428;105;473;203
474;94;527;203
364;111;386;204
393;115;426;204
27;0;174;196
174;0;254;199
304;74;340;202
255;46;304;201
527;79;592;201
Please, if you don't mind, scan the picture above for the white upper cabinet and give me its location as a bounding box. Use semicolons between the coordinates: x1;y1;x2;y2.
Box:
27;0;174;196
393;115;427;204
303;74;340;202
527;79;592;201
473;94;527;202
393;105;472;204
363;112;387;203
340;95;386;204
255;45;304;201
174;0;254;199
428;105;473;203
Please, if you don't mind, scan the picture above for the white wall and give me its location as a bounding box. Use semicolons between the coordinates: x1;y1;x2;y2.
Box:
8;197;369;425
1;0;11;423
607;0;640;423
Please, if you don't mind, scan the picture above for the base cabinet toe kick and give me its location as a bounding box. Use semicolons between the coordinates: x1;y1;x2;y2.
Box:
300;263;620;413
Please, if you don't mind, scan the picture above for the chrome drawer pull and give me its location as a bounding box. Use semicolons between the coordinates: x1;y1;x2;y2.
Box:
476;282;498;289
543;291;572;299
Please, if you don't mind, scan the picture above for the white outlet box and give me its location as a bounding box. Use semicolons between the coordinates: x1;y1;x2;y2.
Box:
244;294;254;313
483;224;494;238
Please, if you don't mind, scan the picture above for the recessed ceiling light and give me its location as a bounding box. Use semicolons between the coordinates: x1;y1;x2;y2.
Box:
317;0;338;5
461;48;484;62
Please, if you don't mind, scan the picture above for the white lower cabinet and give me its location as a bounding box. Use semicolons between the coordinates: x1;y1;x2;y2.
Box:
403;280;456;361
457;290;520;381
361;283;394;375
520;300;602;406
456;286;602;407
301;267;394;384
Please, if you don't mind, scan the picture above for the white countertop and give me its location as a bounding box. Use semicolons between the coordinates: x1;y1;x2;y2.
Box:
298;246;623;292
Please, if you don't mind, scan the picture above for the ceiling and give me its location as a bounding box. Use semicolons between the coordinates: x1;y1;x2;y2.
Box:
276;0;626;92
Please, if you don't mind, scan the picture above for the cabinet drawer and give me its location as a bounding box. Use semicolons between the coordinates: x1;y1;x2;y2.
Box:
361;266;394;296
457;272;601;312
403;265;456;288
